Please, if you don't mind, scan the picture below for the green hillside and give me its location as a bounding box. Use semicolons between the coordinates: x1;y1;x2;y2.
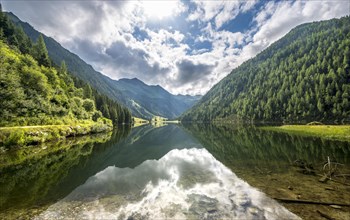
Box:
182;16;350;123
0;10;131;127
0;40;100;126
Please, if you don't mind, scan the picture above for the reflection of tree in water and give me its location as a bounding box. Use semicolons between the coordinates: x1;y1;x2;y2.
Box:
183;123;350;172
0;126;131;216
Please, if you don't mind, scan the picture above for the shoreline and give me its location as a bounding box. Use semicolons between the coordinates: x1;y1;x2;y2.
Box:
0;119;113;149
260;125;350;141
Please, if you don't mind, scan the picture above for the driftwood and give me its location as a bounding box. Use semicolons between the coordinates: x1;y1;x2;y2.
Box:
318;175;328;183
273;198;350;206
316;174;350;186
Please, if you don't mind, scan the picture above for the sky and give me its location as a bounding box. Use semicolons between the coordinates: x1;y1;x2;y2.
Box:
2;0;349;95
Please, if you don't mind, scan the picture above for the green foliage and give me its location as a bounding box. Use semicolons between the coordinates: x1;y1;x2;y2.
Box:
32;34;51;67
0;41;99;126
182;16;350;123
0;119;113;148
184;123;350;169
82;99;95;112
73;77;132;125
0;131;117;218
0;10;132;127
261;125;350;141
3;130;25;146
0;11;31;55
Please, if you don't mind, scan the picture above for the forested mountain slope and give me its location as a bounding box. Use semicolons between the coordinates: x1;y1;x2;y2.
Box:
7;12;200;119
182;16;350;123
114;78;201;119
0;10;131;126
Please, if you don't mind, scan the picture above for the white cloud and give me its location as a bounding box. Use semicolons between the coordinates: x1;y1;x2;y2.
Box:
3;0;349;96
188;0;258;29
243;0;350;60
141;0;187;19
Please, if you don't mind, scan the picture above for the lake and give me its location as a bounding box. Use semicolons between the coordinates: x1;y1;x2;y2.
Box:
0;124;349;219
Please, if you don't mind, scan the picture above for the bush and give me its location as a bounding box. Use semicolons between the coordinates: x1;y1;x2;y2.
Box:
82;99;95;112
92;111;102;122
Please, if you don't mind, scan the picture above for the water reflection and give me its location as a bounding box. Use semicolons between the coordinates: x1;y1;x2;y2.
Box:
36;148;299;220
2;123;349;219
0;128;128;218
0;124;200;218
183;123;350;172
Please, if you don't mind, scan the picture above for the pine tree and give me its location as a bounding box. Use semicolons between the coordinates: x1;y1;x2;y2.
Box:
34;35;51;67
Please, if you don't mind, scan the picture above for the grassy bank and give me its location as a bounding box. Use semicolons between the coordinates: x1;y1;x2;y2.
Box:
261;125;350;141
0;118;112;148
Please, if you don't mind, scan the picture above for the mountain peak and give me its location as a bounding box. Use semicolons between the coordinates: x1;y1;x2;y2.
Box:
118;77;145;85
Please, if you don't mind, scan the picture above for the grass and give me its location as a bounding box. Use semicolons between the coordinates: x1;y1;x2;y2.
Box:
0;132;112;169
0;118;113;148
260;125;350;141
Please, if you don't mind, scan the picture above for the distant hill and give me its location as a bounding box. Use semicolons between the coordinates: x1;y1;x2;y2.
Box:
182;16;350;123
114;78;202;119
7;12;201;119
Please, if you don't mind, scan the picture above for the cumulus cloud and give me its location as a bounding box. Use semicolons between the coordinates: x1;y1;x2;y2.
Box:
103;40;170;80
188;0;258;29
176;59;216;85
2;0;349;95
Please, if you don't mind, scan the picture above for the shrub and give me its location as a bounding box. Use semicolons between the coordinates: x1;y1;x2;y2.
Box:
82;99;95;112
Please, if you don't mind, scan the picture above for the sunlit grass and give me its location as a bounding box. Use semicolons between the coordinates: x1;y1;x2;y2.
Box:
0;119;113;148
260;125;350;141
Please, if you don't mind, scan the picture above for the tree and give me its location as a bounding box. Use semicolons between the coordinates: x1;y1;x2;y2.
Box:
83;84;92;99
15;26;31;54
82;99;95;112
33;35;51;67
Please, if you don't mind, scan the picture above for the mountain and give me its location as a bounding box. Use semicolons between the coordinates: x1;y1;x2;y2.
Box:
182;16;350;123
7;12;201;119
113;78;202;119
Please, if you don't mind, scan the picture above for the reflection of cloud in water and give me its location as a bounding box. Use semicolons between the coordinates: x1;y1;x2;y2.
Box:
36;148;300;220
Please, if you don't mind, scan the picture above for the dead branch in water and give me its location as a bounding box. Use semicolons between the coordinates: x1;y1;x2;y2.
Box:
273;198;350;206
316;174;350;186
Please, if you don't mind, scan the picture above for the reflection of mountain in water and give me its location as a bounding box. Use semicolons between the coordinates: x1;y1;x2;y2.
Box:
0;132;117;215
109;124;203;168
37;148;300;220
54;124;202;199
0;124;201;217
183;123;350;172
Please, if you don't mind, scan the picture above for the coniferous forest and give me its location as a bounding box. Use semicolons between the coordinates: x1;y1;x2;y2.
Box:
0;10;131;126
182;17;350;123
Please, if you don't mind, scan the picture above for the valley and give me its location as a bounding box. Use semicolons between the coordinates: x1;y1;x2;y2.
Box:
0;1;349;220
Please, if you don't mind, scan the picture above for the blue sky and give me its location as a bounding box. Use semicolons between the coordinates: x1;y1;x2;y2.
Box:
3;0;349;95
